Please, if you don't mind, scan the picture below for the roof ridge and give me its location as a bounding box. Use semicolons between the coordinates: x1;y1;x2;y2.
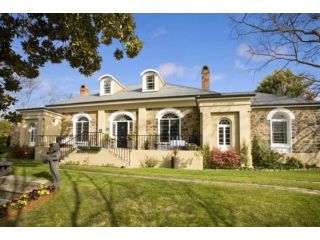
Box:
254;91;315;103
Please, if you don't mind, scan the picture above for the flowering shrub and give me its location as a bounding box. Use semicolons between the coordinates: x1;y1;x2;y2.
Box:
211;148;241;168
0;185;56;218
12;146;35;159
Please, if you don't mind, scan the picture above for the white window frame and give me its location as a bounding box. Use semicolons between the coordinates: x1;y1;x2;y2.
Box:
109;111;136;138
143;74;158;92
72;113;92;139
104;80;112;95
100;79;113;95
140;69;165;93
156;108;183;143
29;123;37;147
267;108;295;153
217;118;231;151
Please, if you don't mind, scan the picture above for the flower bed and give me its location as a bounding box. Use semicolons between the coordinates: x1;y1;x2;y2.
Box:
0;185;57;219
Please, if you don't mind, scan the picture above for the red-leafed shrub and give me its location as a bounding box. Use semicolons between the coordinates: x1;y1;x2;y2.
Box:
12;146;35;159
211;148;241;168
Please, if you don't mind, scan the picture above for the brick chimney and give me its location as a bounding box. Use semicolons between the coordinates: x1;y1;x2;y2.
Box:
201;65;210;91
80;85;89;96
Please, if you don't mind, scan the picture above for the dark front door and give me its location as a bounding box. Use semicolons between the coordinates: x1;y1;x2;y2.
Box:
117;122;128;148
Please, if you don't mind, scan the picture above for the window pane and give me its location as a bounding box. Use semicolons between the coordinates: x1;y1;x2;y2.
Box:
104;81;111;94
146;75;155;90
160;119;169;142
219;127;224;145
170;119;180;140
272;122;287;144
225;127;231;145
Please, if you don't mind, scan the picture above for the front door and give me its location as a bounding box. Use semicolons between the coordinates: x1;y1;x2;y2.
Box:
117;122;128;148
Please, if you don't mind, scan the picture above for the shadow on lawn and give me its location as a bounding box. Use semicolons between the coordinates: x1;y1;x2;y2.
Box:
81;173;119;226
169;183;237;226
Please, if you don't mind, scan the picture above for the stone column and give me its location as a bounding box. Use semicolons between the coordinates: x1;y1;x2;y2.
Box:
200;110;212;148
138;108;146;149
239;108;253;167
97;110;106;133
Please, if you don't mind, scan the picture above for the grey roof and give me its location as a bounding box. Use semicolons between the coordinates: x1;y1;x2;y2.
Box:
47;83;216;106
44;81;320;108
252;92;320;106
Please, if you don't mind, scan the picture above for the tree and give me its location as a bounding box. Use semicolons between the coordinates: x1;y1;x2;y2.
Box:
230;14;320;96
0;14;143;122
14;77;42;108
256;69;316;100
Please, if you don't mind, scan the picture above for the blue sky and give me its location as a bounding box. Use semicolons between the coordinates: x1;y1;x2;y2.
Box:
19;14;313;106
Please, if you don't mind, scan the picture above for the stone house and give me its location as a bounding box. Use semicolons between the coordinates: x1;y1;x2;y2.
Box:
17;66;320;168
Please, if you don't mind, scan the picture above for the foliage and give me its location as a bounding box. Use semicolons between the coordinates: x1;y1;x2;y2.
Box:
141;156;158;168
12;146;35;159
0;13;143;122
230;14;320;98
0;184;56;218
211;148;241;169
240;140;249;168
284;157;304;170
251;136;284;169
256;69;316;100
77;146;101;152
0;120;12;153
252;136;305;170
186;143;200;151
200;144;211;169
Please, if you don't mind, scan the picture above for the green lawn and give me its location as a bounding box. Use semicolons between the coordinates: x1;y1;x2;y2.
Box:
61;164;320;190
1;159;320;226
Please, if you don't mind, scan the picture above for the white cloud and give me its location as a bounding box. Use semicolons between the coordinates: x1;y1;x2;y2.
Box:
237;43;267;62
152;26;167;38
212;73;226;82
234;59;248;70
237;43;288;62
157;63;201;80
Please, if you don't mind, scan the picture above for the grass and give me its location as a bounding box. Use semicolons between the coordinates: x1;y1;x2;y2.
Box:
1;159;320;226
61;164;320;190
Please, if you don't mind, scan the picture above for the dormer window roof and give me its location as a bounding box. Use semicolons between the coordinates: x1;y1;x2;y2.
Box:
140;69;165;92
98;74;125;96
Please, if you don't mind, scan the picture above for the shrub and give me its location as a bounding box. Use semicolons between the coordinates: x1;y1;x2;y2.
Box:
200;144;211;169
240;140;249;168
284;157;304;169
12;146;35;159
141;156;158;168
211;148;241;169
251;136;283;169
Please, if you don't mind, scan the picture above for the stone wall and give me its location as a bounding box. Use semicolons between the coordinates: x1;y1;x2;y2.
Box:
251;107;320;153
146;107;200;138
61;112;97;135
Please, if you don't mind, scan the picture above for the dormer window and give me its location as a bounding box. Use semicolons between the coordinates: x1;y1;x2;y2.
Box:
98;74;125;96
141;69;166;92
104;81;111;94
146;75;155;91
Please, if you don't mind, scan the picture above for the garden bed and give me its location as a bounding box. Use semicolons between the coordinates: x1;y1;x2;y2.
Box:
0;185;57;220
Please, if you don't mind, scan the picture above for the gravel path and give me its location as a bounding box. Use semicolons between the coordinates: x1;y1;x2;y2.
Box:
62;169;320;196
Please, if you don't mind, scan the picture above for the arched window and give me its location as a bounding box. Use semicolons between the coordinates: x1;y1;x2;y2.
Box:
267;108;294;153
29;123;37;147
76;116;89;142
159;112;180;142
72;113;91;142
218;119;231;151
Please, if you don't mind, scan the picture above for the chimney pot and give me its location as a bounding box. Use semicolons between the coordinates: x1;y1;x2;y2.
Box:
201;65;210;91
80;85;89;96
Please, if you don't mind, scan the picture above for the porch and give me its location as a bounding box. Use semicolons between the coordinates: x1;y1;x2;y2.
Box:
35;132;203;169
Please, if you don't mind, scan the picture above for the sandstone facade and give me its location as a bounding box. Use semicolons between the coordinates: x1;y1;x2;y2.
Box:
251;107;320;153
